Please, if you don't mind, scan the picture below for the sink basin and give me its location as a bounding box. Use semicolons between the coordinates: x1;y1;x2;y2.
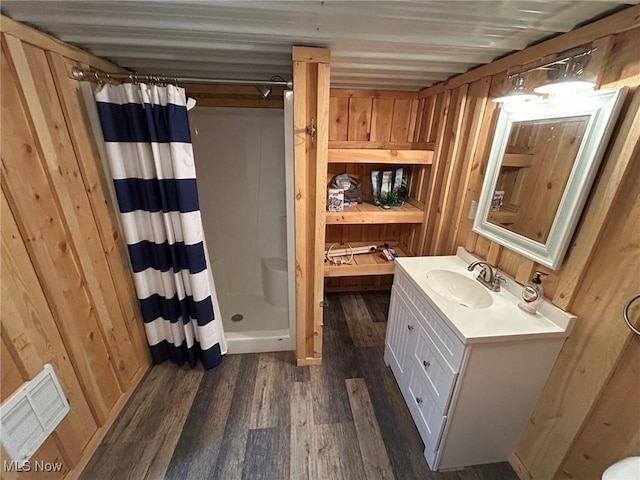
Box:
425;269;493;309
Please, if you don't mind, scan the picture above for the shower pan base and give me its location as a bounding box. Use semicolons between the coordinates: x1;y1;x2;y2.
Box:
220;293;292;354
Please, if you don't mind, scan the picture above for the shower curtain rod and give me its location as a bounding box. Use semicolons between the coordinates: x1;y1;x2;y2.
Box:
71;66;293;88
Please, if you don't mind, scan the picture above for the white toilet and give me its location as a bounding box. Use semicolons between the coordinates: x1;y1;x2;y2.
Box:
602;457;640;480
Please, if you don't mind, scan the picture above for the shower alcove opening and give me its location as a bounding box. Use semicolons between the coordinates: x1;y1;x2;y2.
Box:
190;92;296;354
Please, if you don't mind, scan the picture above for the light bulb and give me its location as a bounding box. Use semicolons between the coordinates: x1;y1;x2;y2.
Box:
534;80;595;95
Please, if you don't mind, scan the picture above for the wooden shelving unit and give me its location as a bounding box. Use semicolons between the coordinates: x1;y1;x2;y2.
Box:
323;243;408;277
323;143;433;277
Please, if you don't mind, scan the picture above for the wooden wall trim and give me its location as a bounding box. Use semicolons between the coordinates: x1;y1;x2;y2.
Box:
419;5;640;96
189;97;285;109
600;27;640;88
184;84;285;109
329;141;415;149
296;357;323;367
292;45;331;63
293;60;309;362
314;62;330;358
330;89;418;99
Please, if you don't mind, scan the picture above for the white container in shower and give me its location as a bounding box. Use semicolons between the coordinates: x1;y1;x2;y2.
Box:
261;257;288;308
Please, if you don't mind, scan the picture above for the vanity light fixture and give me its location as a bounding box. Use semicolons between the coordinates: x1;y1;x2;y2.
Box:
492;75;539;104
493;46;596;103
534;52;595;95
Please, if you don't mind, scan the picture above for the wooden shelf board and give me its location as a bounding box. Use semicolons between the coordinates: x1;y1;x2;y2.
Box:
329;141;414;149
488;210;519;225
324;243;408;277
328;148;433;164
502;153;533;168
325;201;424;224
412;142;436;150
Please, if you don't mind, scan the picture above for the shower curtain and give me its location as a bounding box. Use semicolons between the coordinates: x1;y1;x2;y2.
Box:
94;82;225;370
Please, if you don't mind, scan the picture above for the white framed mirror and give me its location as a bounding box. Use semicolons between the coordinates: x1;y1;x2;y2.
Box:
473;87;626;270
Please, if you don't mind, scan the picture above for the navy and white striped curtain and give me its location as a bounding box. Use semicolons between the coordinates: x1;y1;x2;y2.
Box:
94;82;225;370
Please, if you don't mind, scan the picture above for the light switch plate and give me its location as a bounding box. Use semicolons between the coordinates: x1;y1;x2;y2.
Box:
468;200;478;220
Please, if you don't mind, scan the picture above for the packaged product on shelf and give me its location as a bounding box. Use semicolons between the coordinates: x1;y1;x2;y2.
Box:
381;247;398;261
371;168;408;207
328;173;362;205
491;190;505;211
327;188;344;211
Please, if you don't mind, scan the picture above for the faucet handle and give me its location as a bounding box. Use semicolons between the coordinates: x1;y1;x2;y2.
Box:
492;273;506;291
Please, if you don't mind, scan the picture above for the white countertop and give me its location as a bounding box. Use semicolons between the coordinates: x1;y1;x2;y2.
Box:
395;248;576;344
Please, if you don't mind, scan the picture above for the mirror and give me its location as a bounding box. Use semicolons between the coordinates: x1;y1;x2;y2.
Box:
473;88;625;269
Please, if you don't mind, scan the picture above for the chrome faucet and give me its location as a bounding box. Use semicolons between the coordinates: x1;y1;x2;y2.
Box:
467;261;505;292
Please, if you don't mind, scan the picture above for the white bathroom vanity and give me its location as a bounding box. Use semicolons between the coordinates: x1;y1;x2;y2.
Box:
384;247;575;470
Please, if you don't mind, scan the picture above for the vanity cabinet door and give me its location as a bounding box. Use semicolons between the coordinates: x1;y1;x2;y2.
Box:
406;363;447;453
410;322;458;414
384;285;418;384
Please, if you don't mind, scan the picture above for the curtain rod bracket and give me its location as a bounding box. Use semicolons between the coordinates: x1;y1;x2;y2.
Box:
71;66;86;81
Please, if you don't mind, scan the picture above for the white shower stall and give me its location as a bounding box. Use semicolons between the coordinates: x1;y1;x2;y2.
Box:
189;93;296;354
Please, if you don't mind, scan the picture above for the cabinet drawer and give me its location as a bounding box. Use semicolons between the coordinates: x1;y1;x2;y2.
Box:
410;322;457;414
406;363;447;452
393;275;465;371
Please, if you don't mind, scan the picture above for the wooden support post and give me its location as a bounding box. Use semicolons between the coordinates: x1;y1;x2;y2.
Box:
293;46;331;364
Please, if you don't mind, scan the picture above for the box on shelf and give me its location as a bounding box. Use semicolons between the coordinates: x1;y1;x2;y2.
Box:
491;190;505;211
327;188;344;211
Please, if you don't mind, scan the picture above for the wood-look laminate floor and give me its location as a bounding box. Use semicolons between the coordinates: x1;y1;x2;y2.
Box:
81;292;519;480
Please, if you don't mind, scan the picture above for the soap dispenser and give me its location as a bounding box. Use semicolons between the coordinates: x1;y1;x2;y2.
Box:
518;271;548;314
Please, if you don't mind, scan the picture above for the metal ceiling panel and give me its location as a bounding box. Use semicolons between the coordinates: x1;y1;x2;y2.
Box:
2;1;636;91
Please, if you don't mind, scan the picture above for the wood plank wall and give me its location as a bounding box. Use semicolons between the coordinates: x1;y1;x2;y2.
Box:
414;7;640;479
0;16;150;479
328;89;420;146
